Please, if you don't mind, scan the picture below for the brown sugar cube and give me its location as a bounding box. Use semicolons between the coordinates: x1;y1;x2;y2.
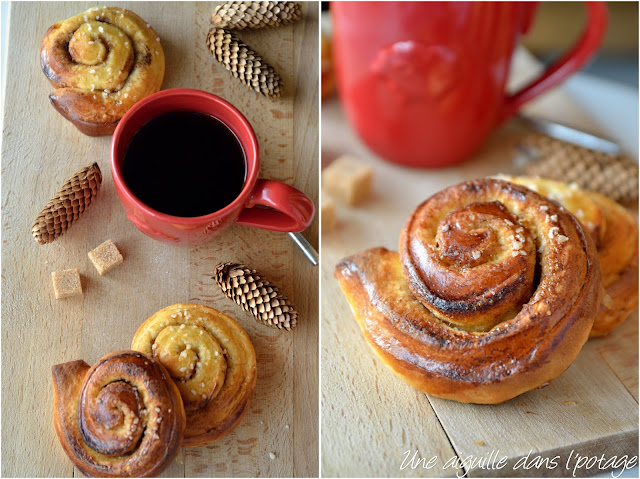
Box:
52;269;82;299
321;193;337;232
88;239;123;275
322;155;373;206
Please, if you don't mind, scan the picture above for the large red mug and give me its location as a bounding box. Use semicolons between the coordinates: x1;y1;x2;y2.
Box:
111;88;314;246
331;2;608;167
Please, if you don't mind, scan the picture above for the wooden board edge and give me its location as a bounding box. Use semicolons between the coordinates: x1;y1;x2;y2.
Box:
466;429;639;478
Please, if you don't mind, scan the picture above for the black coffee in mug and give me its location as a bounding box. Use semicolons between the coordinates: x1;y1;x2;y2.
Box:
122;110;246;217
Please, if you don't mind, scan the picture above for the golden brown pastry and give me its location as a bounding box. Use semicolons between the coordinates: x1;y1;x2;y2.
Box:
503;176;638;337
41;7;165;136
335;178;602;404
52;351;185;477
131;304;257;447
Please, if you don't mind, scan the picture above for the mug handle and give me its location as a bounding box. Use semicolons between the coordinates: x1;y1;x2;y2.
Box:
235;179;315;232
499;1;608;122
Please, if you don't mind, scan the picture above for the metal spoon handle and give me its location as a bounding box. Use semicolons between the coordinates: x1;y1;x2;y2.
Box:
288;232;319;266
518;114;621;155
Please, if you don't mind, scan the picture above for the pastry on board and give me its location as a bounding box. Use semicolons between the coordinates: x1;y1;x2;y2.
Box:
335;178;602;404
40;7;164;136
131;303;257;447
52;351;185;477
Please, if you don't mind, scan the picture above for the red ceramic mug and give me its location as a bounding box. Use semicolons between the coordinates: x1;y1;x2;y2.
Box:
331;1;608;168
111;88;314;246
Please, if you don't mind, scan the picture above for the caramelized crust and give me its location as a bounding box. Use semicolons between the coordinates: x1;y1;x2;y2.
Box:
52;351;186;477
401;199;537;331
504;176;638;337
40;7;164;136
336;178;602;404
131;304;257;447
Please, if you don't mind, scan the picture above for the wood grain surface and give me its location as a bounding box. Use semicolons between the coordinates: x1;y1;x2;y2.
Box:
320;49;638;477
1;2;318;477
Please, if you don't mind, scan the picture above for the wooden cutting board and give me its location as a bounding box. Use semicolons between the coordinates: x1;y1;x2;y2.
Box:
1;2;318;477
321;50;638;477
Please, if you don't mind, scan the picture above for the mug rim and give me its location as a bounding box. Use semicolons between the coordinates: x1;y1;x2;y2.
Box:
110;88;260;225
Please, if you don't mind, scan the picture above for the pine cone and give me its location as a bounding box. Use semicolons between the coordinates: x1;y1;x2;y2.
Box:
206;27;282;97
211;1;301;30
519;133;638;205
214;262;297;330
32;163;102;245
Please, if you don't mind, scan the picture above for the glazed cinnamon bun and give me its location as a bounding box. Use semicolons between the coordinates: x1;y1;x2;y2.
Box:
335;178;602;404
41;7;164;136
131;304;257;447
52;351;185;477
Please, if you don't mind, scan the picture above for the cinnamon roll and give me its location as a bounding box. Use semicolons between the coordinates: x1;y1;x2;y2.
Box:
131;304;257;447
41;7;164;136
52;351;185;477
335;178;602;404
503;176;638;337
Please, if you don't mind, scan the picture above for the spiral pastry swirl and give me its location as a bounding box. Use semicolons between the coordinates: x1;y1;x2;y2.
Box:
503;176;638;338
51;351;186;477
41;7;164;136
335;178;602;404
131;304;257;447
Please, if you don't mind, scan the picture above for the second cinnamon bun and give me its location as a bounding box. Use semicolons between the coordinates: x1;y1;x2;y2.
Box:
131;304;257;447
502;176;638;338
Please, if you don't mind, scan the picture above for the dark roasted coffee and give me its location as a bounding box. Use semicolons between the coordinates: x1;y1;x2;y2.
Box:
123;110;246;217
